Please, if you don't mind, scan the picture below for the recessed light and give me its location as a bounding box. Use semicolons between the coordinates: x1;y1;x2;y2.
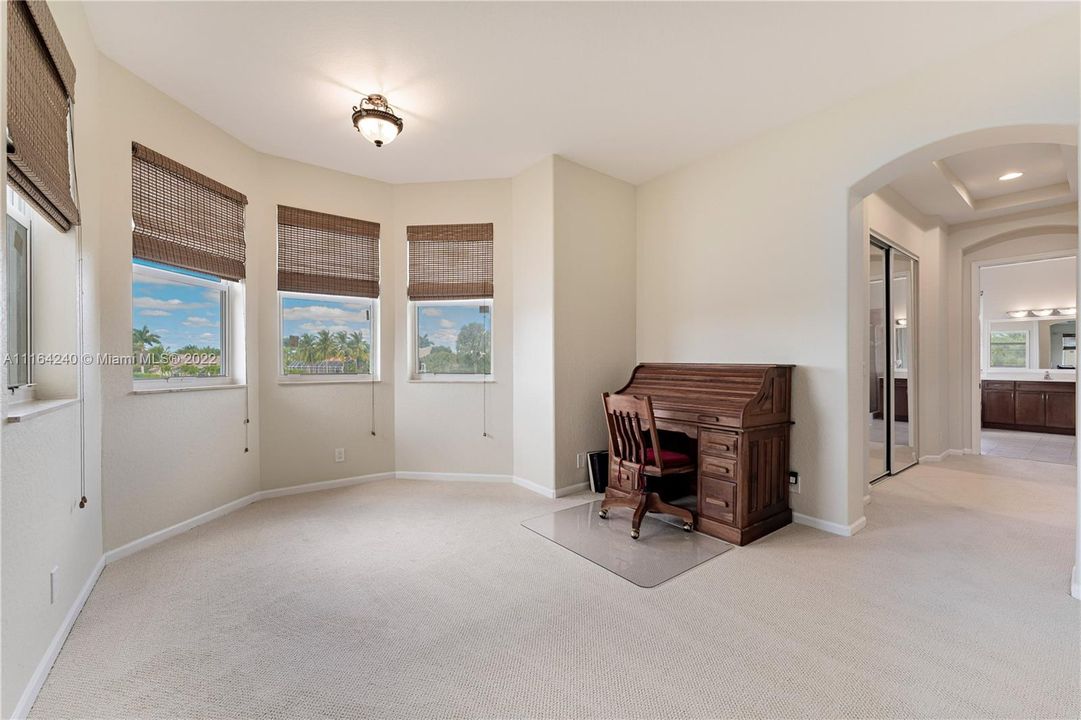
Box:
998;171;1023;181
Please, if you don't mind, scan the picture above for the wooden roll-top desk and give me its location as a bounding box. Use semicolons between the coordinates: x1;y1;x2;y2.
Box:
611;363;794;545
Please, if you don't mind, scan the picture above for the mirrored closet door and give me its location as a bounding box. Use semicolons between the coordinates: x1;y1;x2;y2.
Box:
868;236;919;483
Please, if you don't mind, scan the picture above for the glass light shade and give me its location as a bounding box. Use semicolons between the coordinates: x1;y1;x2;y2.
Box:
358;116;400;147
1032;309;1054;317
1007;310;1030;318
1058;308;1077;315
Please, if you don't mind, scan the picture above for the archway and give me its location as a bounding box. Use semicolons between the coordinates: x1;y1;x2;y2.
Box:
845;124;1079;598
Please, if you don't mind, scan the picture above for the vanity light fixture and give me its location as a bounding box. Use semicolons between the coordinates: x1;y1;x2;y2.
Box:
351;94;404;147
998;171;1024;181
1032;309;1055;317
1059;308;1077;315
1007;310;1030;318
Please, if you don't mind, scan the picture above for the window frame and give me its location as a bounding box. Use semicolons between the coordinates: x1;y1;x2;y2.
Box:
131;261;233;389
277;290;380;383
409;297;494;383
5;187;33;399
988;328;1031;369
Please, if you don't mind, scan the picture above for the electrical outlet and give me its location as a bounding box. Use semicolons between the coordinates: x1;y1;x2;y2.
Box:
334;448;345;463
576;452;587;469
788;471;800;494
50;566;58;604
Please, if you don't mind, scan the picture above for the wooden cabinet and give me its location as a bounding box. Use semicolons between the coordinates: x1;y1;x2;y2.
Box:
981;380;1075;435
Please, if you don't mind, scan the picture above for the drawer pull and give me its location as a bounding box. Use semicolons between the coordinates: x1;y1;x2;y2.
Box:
699;415;720;423
705;497;730;508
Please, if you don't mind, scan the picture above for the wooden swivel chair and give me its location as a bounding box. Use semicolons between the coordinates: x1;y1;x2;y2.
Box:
599;392;696;539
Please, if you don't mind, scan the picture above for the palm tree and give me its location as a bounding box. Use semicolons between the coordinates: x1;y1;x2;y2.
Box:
315;330;335;367
297;333;316;366
348;330;370;373
132;325;162;374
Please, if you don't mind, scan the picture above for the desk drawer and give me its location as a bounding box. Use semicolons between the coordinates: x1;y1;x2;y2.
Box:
700;430;738;458
700;476;736;524
700;454;736;480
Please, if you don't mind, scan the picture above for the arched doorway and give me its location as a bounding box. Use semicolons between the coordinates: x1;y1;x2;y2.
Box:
845;124;1080;598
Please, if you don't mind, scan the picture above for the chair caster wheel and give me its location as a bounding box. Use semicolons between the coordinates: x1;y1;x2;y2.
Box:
598;509;608;519
631;529;640;539
683;522;693;532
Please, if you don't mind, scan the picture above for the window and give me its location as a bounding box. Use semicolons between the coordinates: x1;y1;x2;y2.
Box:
989;330;1028;368
132;261;229;382
413;299;492;377
1062;334;1076;368
280;292;376;378
6;188;32;389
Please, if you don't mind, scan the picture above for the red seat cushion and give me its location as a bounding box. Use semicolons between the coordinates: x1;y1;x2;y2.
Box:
645;448;691;466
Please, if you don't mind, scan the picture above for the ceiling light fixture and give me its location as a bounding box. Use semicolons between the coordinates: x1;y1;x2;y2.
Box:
1007;310;1030;318
998;171;1023;181
351;94;404;147
1032;309;1055;317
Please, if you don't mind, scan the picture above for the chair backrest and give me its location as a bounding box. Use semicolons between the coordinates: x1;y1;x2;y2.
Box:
602;392;664;470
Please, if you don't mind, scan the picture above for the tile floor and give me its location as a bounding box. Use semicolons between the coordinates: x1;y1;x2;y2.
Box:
981;428;1077;465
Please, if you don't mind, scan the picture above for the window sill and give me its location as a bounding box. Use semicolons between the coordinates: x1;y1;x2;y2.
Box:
131;383;247;396
5;397;79;423
278;377;381;386
408;376;496;384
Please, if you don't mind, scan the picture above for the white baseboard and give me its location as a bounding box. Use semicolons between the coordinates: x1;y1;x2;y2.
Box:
11;556;105;720
258;472;395;500
1072;565;1080;600
919;449;965;463
104;493;258;564
512;475;557;498
792;512;867;537
396;471;512;484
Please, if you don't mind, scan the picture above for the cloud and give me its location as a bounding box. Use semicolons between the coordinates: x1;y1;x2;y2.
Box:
133;296;208;311
282;304;368;324
199;332;216;340
439;318;455;328
139;310;172;317
183;316;219;328
421;307;443;317
428;328;459;347
203;289;222;302
298;321;359;334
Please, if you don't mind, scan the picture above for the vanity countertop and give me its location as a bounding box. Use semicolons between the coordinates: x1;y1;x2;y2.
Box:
982;373;1076;383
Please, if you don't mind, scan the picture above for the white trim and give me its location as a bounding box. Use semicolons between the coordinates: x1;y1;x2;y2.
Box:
919;448;965;463
11;556;105;720
512;475;557;498
793;512;867;537
258;472;395;500
1072;565;1080;600
396;471;512;483
4;397;79;423
130;383;246;396
103;493;258;564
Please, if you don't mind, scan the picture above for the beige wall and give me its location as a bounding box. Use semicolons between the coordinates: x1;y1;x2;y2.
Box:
1;3;105;717
637;12;1078;531
392;180;514;477
552;157;636;491
257;156;396;490
511;158;556;491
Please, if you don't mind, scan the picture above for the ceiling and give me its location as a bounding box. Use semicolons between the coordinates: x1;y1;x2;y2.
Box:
888;143;1078;225
982;257;1077;320
84;2;1070;185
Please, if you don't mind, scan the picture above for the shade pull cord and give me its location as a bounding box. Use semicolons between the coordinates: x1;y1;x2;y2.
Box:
482;307;490;438
70;99;88;509
370;369;376;437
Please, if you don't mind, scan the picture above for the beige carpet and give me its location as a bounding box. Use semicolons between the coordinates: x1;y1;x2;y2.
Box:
31;456;1079;718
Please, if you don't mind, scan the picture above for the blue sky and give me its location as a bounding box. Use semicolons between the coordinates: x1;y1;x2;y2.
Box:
132;262;222;350
416;304;488;351
281;296;371;341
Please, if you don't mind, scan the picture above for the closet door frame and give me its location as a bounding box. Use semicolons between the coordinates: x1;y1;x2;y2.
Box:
870;233;920;484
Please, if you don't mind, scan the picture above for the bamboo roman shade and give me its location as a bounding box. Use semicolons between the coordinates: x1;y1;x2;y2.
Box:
131;142;248;281
407;223;494;300
6;0;80;231
277;205;381;298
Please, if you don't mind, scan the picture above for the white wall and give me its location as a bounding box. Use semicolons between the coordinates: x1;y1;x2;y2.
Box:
552;157;636;491
392;180;514;477
511;158;555;491
1;2;105;717
637;11;1078;530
